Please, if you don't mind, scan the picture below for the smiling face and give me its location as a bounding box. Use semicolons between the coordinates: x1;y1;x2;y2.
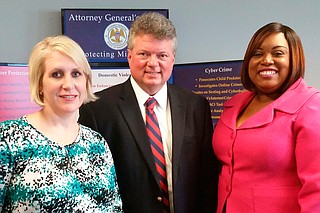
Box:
127;34;175;95
248;32;290;95
40;51;87;115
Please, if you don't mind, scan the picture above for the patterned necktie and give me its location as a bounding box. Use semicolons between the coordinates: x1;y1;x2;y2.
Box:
145;97;170;213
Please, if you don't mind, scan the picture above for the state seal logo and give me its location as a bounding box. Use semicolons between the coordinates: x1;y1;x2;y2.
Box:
104;22;129;50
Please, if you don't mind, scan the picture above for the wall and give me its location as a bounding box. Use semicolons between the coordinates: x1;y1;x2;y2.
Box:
1;0;319;88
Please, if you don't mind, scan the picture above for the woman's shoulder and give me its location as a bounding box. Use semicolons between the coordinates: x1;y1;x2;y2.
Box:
78;125;111;156
0;116;29;132
79;124;106;142
0;116;41;152
276;78;320;113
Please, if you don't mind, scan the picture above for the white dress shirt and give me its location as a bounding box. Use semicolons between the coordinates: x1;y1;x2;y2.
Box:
130;77;174;212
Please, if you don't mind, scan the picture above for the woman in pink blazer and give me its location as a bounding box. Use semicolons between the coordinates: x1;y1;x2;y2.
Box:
212;22;320;213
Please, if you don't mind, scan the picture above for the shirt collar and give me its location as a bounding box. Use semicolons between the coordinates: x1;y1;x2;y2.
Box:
130;77;168;110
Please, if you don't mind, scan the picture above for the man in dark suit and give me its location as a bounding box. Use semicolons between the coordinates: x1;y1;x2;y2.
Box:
79;12;219;213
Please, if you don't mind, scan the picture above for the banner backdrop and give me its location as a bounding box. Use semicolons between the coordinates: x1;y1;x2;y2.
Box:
62;9;169;63
173;60;245;126
0;64;130;122
91;66;130;92
0;64;40;122
1;60;244;124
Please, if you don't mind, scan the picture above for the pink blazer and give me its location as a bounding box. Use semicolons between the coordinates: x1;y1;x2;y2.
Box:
212;78;320;213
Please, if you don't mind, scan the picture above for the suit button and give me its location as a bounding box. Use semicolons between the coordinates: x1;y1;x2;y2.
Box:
157;196;163;202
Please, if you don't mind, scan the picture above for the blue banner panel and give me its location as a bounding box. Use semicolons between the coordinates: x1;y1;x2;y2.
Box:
173;60;245;126
62;9;169;63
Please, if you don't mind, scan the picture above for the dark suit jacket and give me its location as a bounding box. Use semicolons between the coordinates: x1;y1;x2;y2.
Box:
79;78;219;213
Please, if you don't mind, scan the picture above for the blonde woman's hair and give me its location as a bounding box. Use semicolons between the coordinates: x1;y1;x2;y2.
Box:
28;35;97;106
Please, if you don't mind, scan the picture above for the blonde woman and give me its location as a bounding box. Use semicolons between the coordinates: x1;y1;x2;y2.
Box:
0;35;123;212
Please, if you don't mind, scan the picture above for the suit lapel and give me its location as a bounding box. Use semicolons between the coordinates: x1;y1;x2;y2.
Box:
168;86;186;186
117;80;160;184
